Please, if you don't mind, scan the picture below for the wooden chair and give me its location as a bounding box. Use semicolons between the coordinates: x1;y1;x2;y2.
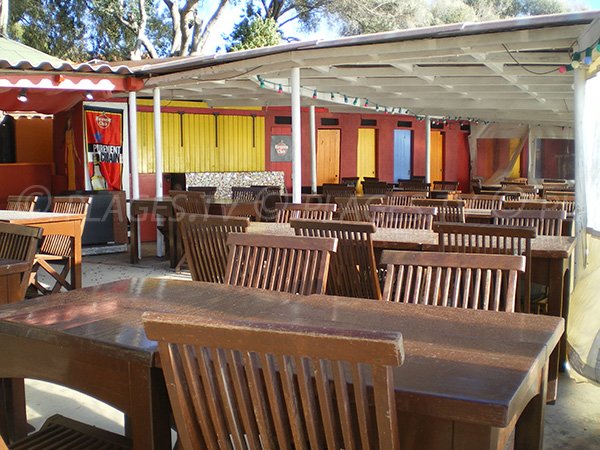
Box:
341;176;359;186
274;202;336;223
30;196;91;295
362;181;393;195
231;186;258;202
177;213;250;283
546;193;575;214
225;232;337;295
170;190;207;214
8;414;131;449
502;184;539;199
502;201;565;211
0;222;42;303
6;195;38;212
434;223;536;313
322;183;356;201
381;250;526;312
335;196;383;222
413;199;465;223
459;193;504;210
143;312;403;450
291;219;382;299
432;180;459;191
254;186;282;222
369;205;437;230
187;186;217;200
492;209;566;236
385;191;428;206
397;179;430;191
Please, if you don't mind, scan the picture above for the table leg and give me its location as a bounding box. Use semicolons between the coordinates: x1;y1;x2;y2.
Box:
168;216;177;269
72;222;82;290
0;378;28;445
514;361;548;450
130;210;140;264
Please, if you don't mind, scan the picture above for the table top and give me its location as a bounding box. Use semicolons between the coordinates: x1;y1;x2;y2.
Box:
0;210;85;224
0;278;563;427
248;222;576;258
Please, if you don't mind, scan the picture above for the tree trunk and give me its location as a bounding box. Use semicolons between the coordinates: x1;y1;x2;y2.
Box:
0;0;9;37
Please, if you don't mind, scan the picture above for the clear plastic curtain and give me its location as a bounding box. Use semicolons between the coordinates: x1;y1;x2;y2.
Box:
468;123;529;184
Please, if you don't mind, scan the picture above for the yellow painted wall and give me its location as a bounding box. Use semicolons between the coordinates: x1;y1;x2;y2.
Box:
137;105;265;173
15;118;53;163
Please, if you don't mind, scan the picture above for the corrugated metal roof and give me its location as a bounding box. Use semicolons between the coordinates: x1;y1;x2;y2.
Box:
0;36;133;74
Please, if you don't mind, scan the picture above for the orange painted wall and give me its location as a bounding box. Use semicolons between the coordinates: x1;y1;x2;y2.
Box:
15;118;53;163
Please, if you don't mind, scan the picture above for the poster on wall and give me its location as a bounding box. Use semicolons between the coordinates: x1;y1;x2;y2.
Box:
270;135;293;162
84;107;123;190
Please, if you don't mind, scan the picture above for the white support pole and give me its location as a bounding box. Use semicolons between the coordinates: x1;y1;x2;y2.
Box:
291;67;302;203
425;116;431;183
128;91;141;259
573;68;586;236
153;88;164;257
309;105;317;194
527;127;535;182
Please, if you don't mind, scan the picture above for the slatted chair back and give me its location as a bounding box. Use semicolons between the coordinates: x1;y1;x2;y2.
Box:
187;186;217;200
39;196;91;257
502;200;565;211
501;178;528;186
434;223;536;313
143;312;403;450
542;181;571;193
170;190;207;214
502;184;539;199
0;222;43;302
459;193;504;210
274;202;337;223
177;213;250;283
546;194;575;214
493;191;521;201
369;205;437;230
385;191;428;206
492;209;566;236
225;232;337;295
231;186;258;202
413;199;465;223
335;196;383;222
381;250;525;312
6;195;38;211
290;219;382;299
397;180;430;191
322;184;356;201
254;186;283;223
341;176;359;187
362;181;393;195
432;180;459;191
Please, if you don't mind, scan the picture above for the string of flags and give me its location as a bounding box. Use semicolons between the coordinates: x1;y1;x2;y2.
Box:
559;39;600;72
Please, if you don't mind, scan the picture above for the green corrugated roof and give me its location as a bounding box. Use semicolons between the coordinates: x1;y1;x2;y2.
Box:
0;36;65;65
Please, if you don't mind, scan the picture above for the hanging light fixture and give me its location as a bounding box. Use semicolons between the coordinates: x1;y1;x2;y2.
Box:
85;91;94;100
17;89;28;103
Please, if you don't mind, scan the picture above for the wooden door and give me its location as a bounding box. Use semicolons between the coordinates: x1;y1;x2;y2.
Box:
508;138;521;178
317;129;340;185
393;129;412;181
357;128;377;188
430;131;444;182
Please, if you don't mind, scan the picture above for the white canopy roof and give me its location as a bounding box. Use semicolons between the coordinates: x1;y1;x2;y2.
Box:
130;11;600;127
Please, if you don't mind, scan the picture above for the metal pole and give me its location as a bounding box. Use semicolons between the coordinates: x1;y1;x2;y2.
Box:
425;116;431;183
153;88;164;257
291;67;302;203
309;105;317;194
128;91;141;259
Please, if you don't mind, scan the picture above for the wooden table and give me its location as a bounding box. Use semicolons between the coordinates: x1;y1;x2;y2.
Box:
0;259;29;305
130;198;261;268
0;278;562;450
0;211;85;290
248;221;575;398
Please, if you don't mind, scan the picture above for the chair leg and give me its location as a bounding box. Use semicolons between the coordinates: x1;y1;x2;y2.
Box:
34;259;72;294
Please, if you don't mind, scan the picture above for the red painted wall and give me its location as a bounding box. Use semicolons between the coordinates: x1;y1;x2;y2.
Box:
0;163;54;208
264;107;471;192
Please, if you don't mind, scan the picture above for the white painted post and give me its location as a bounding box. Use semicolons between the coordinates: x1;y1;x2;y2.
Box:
153;88;164;257
128;91;141;259
573;68;586;236
425;116;431;183
291;67;302;203
309;105;317;194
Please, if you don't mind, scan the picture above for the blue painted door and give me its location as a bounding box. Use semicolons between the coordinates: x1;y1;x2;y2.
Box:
393;129;412;181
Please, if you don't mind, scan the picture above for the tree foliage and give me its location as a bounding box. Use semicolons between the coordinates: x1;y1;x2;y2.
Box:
227;15;281;52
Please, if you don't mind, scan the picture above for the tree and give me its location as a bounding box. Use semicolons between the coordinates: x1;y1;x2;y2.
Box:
0;0;9;36
227;16;281;51
7;0;235;61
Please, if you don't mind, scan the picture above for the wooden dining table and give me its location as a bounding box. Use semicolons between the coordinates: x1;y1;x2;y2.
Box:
0;210;85;290
248;221;575;400
0;278;562;450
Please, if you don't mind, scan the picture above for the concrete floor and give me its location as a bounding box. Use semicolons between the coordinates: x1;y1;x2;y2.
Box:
25;245;600;449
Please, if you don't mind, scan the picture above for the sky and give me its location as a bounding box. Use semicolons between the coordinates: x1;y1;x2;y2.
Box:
205;0;600;54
